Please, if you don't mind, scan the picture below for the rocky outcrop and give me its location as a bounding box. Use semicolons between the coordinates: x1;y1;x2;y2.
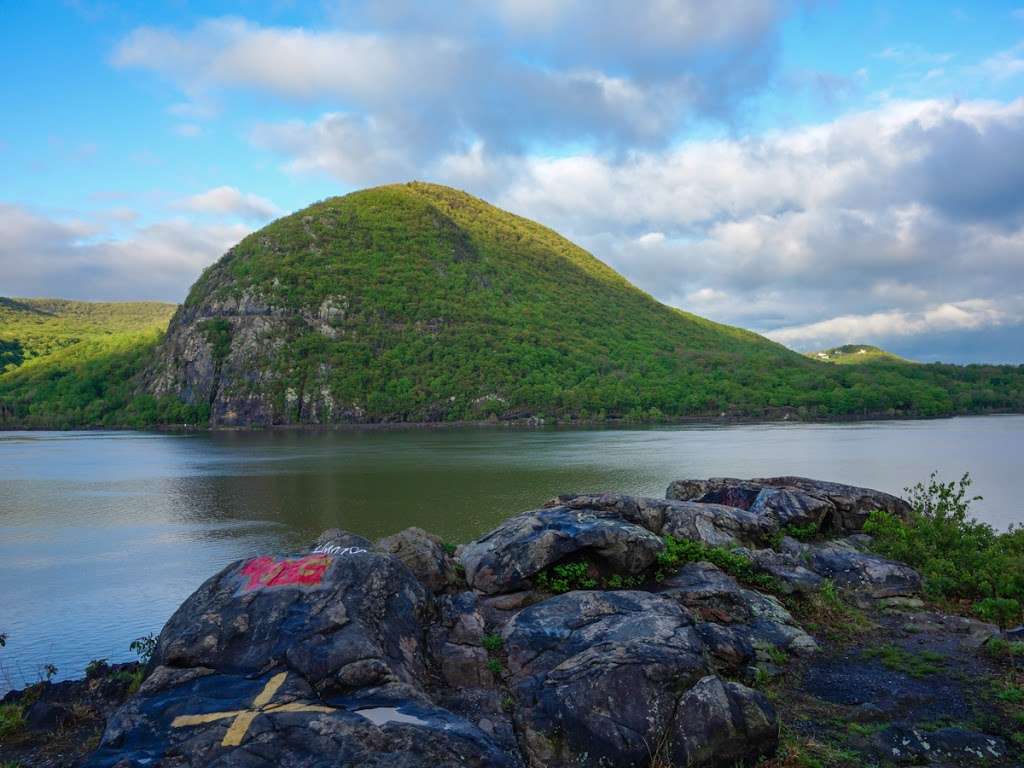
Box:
667;476;911;533
502;590;777;767
377;527;458;593
458;504;664;594
80;477;934;768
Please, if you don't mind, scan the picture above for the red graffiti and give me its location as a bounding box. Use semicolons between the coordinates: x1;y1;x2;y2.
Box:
239;554;333;591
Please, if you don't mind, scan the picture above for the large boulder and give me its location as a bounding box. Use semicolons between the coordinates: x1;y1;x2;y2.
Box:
377;527;458;593
656;562;817;671
793;537;922;600
550;492;777;547
458;505;664;594
85;531;518;767
502;590;777;767
667;476;911;533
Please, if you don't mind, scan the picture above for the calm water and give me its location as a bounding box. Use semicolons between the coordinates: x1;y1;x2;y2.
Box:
1;416;1021;691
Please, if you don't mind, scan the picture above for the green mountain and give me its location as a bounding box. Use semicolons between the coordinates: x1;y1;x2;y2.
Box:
807;344;908;365
0;298;178;426
3;183;1023;427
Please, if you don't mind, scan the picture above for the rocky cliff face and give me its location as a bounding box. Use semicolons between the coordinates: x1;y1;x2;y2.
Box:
79;477;1019;768
145;278;356;427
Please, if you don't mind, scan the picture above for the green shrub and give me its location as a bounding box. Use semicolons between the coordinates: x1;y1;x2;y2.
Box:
482;634;503;653
0;703;24;739
783;521;821;542
974;597;1021;629
864;472;1024;615
533;561;598;593
655;535;779;591
85;658;109;677
130;633;157;665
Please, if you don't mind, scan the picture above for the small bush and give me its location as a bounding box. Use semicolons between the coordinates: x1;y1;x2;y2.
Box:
486;659;504;676
534;561;598;593
85;658;109;678
864;472;1024;616
655;535;779;592
783;521;821;542
482;633;503;653
130;634;157;665
0;703;25;739
974;597;1021;629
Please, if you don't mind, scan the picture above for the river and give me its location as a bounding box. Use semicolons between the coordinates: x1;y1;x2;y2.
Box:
1;415;1021;690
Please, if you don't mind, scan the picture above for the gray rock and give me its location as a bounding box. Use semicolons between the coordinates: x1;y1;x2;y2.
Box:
749;486;831;529
666;478;764;509
550;492;777;547
427;591;496;690
86;536;519;767
870;723;1006;765
670;676;779;768
502;590;777;767
656;562;818;668
755;476;911;532
377;527;457;593
804;538;922;600
666;476;911;533
151;540;428;693
458;505;664;594
88;673;517;768
747;547;824;595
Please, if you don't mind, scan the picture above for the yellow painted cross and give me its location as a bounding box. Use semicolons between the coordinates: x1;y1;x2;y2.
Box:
170;672;335;747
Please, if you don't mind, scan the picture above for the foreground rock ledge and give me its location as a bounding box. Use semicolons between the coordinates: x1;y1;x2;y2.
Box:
84;477;941;767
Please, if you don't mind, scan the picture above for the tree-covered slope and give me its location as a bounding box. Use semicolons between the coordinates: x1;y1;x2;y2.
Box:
807;344;909;365
139;182;1024;426
0;298;188;427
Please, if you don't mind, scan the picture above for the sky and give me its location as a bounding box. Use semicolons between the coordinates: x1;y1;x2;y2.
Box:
2;1;1024;364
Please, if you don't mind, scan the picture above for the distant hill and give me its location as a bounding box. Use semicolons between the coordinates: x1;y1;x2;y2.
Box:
0;298;178;426
806;344;908;365
3;183;1023;428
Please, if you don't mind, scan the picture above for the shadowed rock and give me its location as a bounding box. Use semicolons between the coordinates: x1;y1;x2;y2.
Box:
502;590;777;767
656;562;817;670
550;492;778;547
458;505;664;594
377;527;458;593
666;476;911;533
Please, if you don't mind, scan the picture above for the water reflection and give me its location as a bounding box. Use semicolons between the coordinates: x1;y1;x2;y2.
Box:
0;416;1021;690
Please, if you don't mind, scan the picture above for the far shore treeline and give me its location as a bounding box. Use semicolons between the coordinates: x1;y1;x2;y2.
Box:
2;184;1023;429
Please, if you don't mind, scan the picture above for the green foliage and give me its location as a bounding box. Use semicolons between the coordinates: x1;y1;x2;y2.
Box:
603;573;643;590
130;634;157;665
0;298;205;428
655;535;779;591
482;634;503;653
534;561;598;593
783;521;821;542
154;184;1024;424
485;659;504;676
863;644;945;678
864;472;1024;616
996;683;1024;704
983;638;1024;659
0;703;25;739
974;598;1022;629
7;186;1024;426
40;663;57;682
198;318;232;363
85;658;108;678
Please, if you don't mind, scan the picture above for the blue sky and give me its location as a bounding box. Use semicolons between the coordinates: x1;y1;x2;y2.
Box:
3;1;1024;363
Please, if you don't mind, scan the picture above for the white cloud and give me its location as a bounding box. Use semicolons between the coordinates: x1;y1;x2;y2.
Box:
174;123;202;138
174;186;280;221
766;299;1022;348
0;203;249;302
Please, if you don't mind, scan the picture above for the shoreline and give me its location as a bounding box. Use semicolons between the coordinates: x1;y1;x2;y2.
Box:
2;407;1021;434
